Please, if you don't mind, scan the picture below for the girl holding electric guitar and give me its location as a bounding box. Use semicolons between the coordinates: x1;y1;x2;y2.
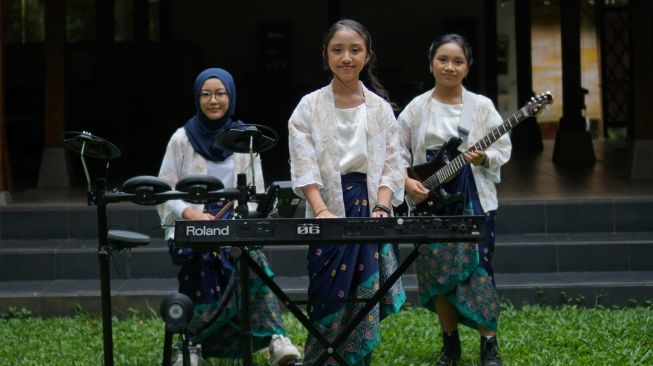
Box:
398;34;511;366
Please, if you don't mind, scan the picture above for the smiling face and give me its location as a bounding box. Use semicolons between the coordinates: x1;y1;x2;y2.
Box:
430;41;469;88
325;28;370;84
199;78;229;120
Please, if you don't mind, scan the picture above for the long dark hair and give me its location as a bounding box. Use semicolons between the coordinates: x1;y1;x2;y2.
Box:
427;33;474;68
322;19;391;103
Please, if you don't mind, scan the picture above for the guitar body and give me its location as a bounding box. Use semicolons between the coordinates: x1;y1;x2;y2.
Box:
395;138;465;216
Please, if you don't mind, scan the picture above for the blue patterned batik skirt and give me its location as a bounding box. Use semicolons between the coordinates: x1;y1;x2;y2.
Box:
303;172;406;366
414;159;501;331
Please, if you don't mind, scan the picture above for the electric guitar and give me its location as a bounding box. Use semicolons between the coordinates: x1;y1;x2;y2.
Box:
396;91;554;216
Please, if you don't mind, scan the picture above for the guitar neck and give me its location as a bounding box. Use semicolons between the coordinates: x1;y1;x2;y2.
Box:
430;107;529;187
472;107;528;151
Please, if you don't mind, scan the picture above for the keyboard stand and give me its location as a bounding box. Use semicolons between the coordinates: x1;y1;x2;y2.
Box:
231;242;429;366
176;215;488;365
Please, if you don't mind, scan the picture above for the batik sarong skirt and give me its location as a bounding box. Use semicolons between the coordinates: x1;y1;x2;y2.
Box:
303;172;406;365
415;163;500;331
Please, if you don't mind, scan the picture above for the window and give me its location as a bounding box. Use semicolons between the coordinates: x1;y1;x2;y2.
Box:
4;0;45;44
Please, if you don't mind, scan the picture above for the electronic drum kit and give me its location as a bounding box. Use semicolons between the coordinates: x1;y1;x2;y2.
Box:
62;124;292;366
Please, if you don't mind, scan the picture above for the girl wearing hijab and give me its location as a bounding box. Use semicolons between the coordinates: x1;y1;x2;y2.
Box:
157;68;300;365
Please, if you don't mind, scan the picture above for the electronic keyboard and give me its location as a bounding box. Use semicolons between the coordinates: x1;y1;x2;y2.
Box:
174;215;486;248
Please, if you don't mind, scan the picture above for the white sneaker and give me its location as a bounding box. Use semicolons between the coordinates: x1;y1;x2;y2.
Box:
269;334;301;366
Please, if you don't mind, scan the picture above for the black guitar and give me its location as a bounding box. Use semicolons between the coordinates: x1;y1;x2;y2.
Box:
396;91;554;216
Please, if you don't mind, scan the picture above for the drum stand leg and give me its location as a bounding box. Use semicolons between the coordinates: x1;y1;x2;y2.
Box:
98;242;114;366
94;178;115;366
161;329;174;366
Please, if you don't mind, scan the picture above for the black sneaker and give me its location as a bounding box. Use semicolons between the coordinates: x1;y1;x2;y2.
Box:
436;330;461;366
480;336;503;366
435;351;459;366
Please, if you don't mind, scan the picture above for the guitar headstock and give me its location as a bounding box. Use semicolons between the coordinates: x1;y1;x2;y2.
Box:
525;91;554;116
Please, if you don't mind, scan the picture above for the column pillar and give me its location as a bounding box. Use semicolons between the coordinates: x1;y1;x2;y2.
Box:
0;0;12;204
552;0;596;164
484;0;498;103
512;0;544;151
38;0;70;187
629;0;653;179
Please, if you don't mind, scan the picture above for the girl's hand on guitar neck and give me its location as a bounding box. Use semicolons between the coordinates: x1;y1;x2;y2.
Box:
405;177;430;204
464;150;489;168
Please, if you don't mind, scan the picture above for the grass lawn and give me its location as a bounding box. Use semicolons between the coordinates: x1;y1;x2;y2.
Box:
0;303;651;365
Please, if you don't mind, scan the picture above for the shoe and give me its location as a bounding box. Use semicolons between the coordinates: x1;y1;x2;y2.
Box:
269;334;301;366
480;336;503;366
435;353;458;366
435;330;461;366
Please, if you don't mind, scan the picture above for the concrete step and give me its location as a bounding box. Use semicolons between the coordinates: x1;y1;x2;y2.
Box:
2;233;652;281
2;271;652;317
0;205;164;240
0;278;175;318
0;238;175;281
497;198;653;234
493;232;653;273
496;271;653;306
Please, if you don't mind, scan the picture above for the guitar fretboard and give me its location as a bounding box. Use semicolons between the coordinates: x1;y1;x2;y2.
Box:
423;107;529;190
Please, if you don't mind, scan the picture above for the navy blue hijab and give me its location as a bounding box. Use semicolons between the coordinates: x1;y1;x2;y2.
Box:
184;68;243;161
